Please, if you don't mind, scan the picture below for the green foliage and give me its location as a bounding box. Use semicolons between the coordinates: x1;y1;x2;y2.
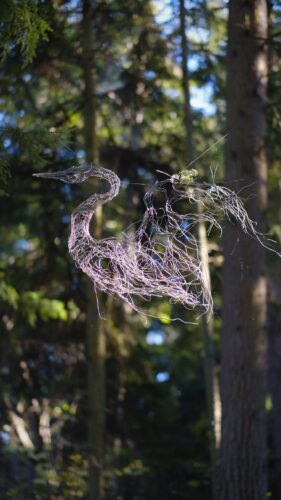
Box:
271;224;281;244
172;168;199;184
1;0;52;65
2;0;278;498
22;291;69;326
0;0;225;497
0;126;73;196
0;157;10;196
0;278;19;308
32;454;87;499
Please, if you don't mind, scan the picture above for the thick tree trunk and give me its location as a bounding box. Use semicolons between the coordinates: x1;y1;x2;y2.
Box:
179;2;220;497
220;1;268;499
82;1;105;498
266;3;281;496
268;289;281;499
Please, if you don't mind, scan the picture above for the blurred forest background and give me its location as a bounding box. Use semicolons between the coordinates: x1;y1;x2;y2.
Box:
0;0;280;499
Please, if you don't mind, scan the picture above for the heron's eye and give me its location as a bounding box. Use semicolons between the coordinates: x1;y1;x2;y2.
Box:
71;173;79;181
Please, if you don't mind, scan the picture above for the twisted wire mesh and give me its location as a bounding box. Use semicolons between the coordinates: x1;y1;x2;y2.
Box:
34;164;280;319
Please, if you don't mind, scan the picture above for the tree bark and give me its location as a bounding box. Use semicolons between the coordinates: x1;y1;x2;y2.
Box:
82;1;105;498
220;1;268;499
268;289;281;499
266;3;281;496
179;2;220;497
179;0;193;164
198;216;221;480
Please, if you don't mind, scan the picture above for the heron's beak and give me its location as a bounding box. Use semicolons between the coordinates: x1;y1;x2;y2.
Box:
33;170;67;181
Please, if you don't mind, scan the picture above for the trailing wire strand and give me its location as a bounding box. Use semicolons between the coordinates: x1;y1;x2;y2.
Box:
33;164;280;320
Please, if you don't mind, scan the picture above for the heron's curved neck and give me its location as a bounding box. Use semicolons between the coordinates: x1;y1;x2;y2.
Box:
69;167;120;251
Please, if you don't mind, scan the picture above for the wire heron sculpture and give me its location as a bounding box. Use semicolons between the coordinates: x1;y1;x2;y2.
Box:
33;164;280;319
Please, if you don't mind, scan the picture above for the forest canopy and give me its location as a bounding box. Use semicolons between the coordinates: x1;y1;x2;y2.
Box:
0;1;280;499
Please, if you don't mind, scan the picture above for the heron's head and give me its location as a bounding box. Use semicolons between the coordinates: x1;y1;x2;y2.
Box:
33;164;93;183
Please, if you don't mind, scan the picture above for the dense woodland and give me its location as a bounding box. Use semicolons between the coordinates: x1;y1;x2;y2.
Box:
0;1;281;499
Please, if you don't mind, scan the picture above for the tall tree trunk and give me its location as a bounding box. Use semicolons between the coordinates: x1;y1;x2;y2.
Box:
266;3;281;496
179;2;220;497
198;221;221;485
220;1;268;499
179;0;193;164
268;289;281;499
82;1;105;498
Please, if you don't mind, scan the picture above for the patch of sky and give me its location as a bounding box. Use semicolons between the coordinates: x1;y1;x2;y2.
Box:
121;178;129;189
191;83;216;115
58;149;75;160
188;54;205;72
97;62;125;94
189;26;209;45
164;88;181;99
97;78;124;94
9;143;20;155
180;219;190;230
146;329;165;345
62;214;71;224
23;74;32;82
153;0;173;23
137;168;154;182
48;353;59;363
77;150;84;159
62;184;73;201
14;239;29;253
3;138;12;149
145;70;157;79
164;77;216;115
153;1;216;116
156;371;170;383
0;112;19;128
61;0;82;23
0;431;10;445
153;0;175;36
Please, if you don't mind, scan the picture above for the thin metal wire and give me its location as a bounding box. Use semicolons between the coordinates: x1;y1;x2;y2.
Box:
33;164;280;319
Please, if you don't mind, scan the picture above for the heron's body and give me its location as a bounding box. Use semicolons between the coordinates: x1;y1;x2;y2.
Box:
33;162;280;318
33;165;211;314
